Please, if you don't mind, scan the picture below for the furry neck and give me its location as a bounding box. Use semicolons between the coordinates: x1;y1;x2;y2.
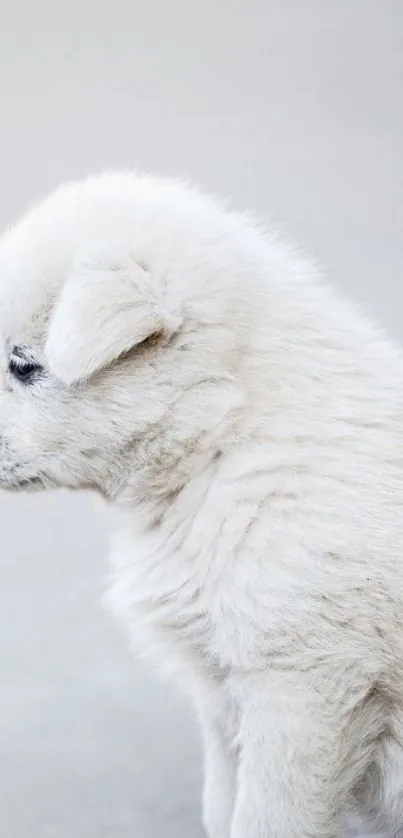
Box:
110;377;244;531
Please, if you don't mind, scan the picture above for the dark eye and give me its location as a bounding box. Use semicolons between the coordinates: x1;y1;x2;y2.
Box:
8;357;43;384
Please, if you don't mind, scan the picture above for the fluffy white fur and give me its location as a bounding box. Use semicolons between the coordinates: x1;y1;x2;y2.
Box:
0;172;403;837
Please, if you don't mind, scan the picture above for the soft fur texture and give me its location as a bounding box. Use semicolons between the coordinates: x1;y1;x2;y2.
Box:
0;172;403;837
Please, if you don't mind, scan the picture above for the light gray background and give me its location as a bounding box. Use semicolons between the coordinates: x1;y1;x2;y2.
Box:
0;1;402;836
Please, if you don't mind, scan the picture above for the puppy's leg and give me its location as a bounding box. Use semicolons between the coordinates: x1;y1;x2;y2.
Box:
200;712;238;838
230;672;366;838
193;683;239;838
356;710;403;836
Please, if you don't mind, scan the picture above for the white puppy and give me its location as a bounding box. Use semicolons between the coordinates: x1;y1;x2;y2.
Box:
0;172;402;838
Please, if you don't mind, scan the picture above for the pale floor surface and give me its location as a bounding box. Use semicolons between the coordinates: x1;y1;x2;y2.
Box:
0;492;204;838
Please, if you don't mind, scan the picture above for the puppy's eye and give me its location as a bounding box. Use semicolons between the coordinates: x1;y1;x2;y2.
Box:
8;358;43;384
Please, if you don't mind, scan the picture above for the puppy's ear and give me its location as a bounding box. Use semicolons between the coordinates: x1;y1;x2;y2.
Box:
45;243;180;385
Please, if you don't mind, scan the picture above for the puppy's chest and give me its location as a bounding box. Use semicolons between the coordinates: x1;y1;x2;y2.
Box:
107;523;219;666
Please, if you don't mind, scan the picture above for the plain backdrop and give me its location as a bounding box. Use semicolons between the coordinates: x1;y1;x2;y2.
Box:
0;2;402;836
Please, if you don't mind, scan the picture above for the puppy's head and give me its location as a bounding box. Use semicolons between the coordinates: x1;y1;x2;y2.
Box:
0;175;242;500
